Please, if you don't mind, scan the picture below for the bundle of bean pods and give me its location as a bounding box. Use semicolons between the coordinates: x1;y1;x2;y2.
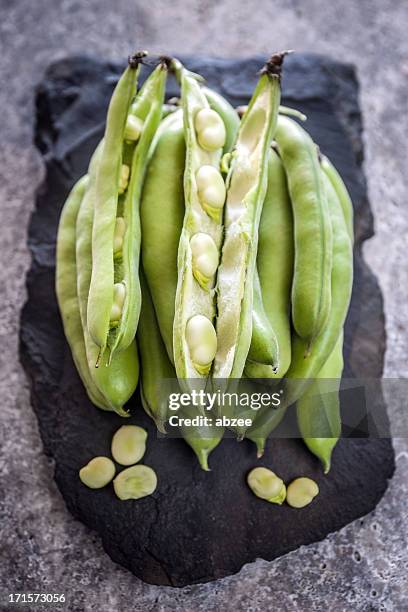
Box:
56;51;353;474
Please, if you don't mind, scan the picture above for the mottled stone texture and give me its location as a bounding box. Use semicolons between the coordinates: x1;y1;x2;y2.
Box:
1;1;408;610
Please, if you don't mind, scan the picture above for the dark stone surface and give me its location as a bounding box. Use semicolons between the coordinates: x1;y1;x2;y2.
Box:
19;55;395;587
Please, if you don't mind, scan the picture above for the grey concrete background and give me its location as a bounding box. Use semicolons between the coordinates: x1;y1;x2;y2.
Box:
0;1;407;610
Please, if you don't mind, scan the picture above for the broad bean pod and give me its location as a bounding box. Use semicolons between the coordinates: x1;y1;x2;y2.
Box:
244;147;294;380
75;146;139;416
246;270;280;371
172;61;227;384
179;402;224;471
141;110;186;363
138;265;224;468
321;154;354;242
204;86;279;370
194;83;279;371
141;86;234;462
137;272;174;433
55;175;107;409
275;115;333;349
296;331;343;473
87;56;167;363
144;88;273;372
143;75;275;378
142;89;272;437
246;161;353;455
214;53;285;381
296;163;354;471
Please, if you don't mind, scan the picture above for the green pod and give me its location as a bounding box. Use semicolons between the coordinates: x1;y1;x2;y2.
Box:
137;273;174;433
138;263;223;468
56;175;107;410
202;86;240;153
214;53;285;381
76;146;139;416
172;63;226;383
247;405;287;458
142;87;240;366
206;91;278;380
321;154;354;242
141;110;185;363
285;173;351;400
275;115;333;348
246;166;353;454
179;403;224;471
87;56;143;361
245;148;294;379
109;63;168;357
246;271;279;370
297;332;343;473
87;57;167;363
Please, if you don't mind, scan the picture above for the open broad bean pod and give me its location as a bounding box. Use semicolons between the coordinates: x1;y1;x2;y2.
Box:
87;55;168;365
214;53;286;382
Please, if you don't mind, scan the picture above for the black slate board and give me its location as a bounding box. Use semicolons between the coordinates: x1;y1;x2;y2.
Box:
20;54;395;587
